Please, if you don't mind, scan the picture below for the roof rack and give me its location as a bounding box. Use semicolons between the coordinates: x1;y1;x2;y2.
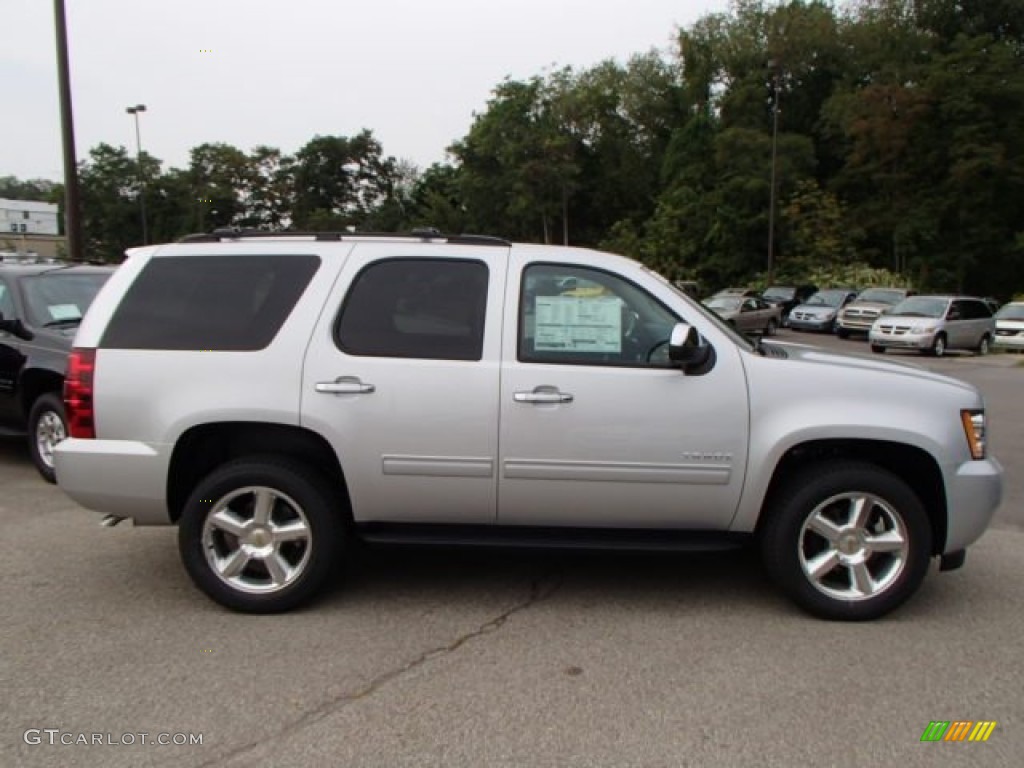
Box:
177;228;510;247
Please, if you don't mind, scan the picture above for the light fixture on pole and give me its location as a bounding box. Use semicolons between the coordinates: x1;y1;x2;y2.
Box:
767;60;781;285
126;104;148;245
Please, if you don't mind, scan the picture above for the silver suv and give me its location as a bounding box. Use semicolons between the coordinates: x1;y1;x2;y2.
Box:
836;287;913;338
869;295;996;356
55;231;1003;620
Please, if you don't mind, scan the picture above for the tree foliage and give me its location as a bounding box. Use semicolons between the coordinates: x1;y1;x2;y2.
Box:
6;0;1023;297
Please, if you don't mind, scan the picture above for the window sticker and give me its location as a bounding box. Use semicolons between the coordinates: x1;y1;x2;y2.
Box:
48;304;82;321
534;296;622;352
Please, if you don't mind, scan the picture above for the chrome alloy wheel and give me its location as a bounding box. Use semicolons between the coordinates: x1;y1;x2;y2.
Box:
201;486;313;594
35;411;66;469
797;492;910;601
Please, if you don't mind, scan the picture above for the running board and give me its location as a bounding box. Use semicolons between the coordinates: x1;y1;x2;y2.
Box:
354;523;750;553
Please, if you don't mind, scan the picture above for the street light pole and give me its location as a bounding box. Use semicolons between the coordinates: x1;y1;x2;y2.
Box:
126;104;148;245
767;60;781;285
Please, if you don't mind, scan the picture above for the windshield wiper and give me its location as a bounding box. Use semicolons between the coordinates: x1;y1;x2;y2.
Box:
42;318;82;328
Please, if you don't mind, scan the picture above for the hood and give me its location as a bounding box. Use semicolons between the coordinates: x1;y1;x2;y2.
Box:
762;340;976;393
995;318;1024;330
842;301;893;313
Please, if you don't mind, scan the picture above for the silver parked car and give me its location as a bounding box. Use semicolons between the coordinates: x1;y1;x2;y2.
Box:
702;295;782;335
836;287;913;338
53;231;1002;621
869;295;995;356
993;301;1024;351
787;289;859;333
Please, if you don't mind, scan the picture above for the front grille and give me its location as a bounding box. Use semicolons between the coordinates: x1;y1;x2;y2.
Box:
996;329;1021;337
877;325;909;336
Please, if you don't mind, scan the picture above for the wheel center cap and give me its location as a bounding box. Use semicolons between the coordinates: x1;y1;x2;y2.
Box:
248;528;271;548
839;532;861;555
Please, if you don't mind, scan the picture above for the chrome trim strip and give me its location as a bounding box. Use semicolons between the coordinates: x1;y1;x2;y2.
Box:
382;455;495;478
503;459;731;485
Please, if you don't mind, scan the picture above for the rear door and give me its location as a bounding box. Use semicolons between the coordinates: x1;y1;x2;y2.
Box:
301;243;508;524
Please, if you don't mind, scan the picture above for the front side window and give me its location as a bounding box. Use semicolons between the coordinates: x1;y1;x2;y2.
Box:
519;264;679;367
336;258;488;361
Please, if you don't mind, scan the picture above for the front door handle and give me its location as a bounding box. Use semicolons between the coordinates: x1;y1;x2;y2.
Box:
514;389;573;404
315;376;375;395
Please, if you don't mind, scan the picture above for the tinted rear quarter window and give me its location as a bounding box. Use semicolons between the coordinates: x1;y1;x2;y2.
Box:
101;255;320;350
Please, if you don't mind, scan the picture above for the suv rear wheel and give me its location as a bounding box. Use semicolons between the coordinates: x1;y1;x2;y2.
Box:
28;392;67;484
761;462;931;621
178;457;345;613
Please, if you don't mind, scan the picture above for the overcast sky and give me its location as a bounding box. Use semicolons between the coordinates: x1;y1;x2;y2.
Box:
3;0;729;182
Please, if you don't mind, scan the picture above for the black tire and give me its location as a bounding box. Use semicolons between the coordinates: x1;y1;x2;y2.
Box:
836;328;850;339
976;335;990;356
178;457;346;613
760;461;932;621
929;333;947;357
765;318;779;336
870;344;885;354
28;392;67;484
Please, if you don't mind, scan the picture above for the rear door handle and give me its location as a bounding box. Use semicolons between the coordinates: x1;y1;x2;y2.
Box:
315;376;375;395
514;389;573;404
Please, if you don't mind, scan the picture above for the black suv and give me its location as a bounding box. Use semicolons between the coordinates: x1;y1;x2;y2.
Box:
0;262;114;481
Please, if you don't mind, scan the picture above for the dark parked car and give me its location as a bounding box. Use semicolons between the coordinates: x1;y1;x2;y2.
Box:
0;262;114;481
762;284;818;325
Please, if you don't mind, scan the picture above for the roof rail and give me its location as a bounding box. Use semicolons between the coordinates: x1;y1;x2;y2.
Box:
177;229;511;246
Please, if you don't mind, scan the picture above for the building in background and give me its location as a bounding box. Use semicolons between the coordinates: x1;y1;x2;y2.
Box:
0;199;65;261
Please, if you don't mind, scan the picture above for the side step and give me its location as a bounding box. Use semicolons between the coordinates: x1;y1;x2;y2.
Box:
355;523;750;553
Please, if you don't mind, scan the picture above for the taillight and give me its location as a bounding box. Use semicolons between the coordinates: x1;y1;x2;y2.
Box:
64;348;96;438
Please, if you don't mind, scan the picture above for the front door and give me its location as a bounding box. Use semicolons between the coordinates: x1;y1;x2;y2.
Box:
497;258;750;529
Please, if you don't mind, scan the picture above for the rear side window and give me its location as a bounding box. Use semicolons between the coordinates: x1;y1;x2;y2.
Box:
336;258;488;361
101;255;319;350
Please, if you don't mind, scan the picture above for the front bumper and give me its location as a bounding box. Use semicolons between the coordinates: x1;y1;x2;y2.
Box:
944;457;1003;553
788;316;835;332
868;330;934;350
54;438;172;525
993;332;1024;350
837;317;880;332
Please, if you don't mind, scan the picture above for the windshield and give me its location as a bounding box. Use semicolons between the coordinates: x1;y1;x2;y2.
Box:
856;288;905;305
762;286;795;301
22;272;111;327
804;290;849;307
705;297;742;311
995;303;1024;321
888;297;948;318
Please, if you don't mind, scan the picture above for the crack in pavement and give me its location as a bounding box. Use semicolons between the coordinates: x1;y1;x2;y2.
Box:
195;571;563;768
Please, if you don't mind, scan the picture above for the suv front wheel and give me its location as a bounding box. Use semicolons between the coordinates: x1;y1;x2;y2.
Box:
178;457;345;613
761;462;931;621
28;392;67;484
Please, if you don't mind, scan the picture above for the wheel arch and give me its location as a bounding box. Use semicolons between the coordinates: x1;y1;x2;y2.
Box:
167;422;350;524
18;367;65;419
755;439;948;556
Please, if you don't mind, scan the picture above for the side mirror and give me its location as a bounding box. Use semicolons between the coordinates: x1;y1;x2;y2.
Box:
668;323;712;371
0;312;34;341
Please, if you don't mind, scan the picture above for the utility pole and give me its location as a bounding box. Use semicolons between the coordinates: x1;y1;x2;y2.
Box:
53;0;84;261
767;59;781;285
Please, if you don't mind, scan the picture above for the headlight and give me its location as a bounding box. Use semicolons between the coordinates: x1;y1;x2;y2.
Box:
908;325;934;334
822;311;836;320
961;410;986;460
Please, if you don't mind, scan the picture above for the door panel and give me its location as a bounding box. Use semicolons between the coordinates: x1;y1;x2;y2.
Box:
301;244;508;524
498;256;750;529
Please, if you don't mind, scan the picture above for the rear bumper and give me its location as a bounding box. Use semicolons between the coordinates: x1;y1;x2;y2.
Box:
944;457;1003;553
54;438;172;525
